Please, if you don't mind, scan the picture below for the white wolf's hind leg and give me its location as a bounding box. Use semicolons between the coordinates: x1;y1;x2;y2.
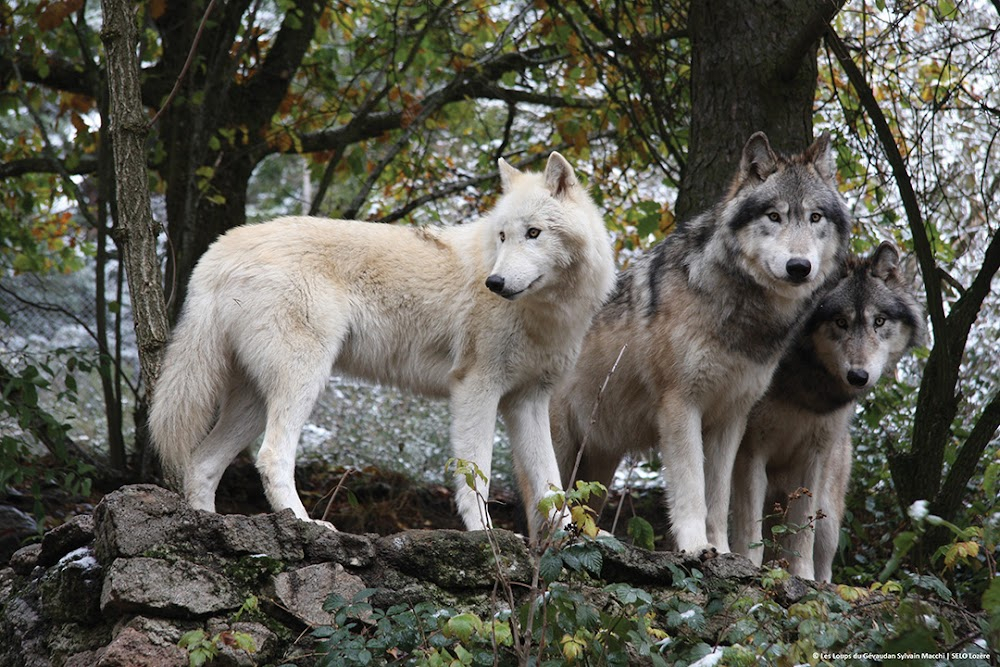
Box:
186;376;266;512
254;349;336;525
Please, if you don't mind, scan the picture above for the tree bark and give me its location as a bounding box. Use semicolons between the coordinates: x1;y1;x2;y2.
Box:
677;0;845;221
100;0;170;399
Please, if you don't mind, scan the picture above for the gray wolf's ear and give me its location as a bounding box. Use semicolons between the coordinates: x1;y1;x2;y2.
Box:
740;132;779;182
545;151;578;199
498;157;520;192
805;132;836;181
871;240;900;281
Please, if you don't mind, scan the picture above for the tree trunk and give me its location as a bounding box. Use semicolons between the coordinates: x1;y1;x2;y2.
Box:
677;0;845;221
100;0;170;408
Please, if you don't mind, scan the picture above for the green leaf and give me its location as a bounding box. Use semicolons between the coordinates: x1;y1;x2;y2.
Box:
628;516;655;551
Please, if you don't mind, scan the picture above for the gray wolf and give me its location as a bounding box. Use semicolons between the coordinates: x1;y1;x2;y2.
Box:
149;153;616;538
552;132;850;555
731;241;926;581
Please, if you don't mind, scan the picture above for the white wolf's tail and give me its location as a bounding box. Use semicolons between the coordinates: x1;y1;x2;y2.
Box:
148;301;228;481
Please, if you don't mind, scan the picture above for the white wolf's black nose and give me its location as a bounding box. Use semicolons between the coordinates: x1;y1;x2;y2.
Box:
785;258;812;282
847;368;869;387
485;275;505;294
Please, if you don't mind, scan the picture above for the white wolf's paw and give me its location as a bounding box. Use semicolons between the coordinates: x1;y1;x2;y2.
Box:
311;518;338;531
681;545;718;562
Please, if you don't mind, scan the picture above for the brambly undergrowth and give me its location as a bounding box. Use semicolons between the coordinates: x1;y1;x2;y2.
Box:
303;459;996;666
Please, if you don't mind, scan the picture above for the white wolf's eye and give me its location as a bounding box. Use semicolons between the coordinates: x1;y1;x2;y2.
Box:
499;231;506;243
835;317;848;329
767;212;781;222
810;212;823;223
874;316;886;328
526;227;541;239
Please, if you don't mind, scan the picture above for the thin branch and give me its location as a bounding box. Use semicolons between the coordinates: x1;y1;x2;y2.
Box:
824;26;947;345
148;0;220;127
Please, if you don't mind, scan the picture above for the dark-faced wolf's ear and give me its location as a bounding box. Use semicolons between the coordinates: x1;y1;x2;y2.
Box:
544;152;578;199
498;158;521;192
871;240;901;281
739;132;779;183
805;132;836;182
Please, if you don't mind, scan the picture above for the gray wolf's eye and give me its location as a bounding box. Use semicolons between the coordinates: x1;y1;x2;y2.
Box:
499;231;506;242
836;317;848;329
874;316;886;328
767;212;781;222
810;212;823;223
526;227;541;239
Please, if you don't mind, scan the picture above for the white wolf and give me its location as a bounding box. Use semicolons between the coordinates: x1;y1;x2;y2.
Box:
149;153;616;538
552;133;850;555
731;242;926;581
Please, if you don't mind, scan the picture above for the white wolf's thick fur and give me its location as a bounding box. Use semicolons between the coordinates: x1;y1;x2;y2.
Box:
149;153;615;537
732;242;926;581
552;133;850;555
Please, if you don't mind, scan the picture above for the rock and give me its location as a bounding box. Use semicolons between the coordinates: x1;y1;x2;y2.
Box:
39;514;94;567
265;562;365;628
305;528;377;568
205;619;278;667
40;546;103;624
597;540;688;585
9;543;42;575
378;529;532;589
96;626;187;667
101;557;242;618
0;505;37;565
92;485;190;563
700;552;760;581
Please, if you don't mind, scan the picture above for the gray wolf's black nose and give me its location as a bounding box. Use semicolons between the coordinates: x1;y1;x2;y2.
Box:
786;258;812;282
847;368;869;387
485;275;505;294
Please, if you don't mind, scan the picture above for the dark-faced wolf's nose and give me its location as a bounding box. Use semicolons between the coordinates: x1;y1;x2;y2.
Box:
786;258;812;282
847;368;869;387
485;275;505;294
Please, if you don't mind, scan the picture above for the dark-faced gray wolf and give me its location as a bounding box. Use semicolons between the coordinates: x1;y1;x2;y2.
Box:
731;241;926;581
149;153;616;538
552;132;851;555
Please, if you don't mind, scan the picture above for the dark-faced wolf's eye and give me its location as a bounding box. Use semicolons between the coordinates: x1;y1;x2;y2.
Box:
499;231;506;242
767;212;781;222
836;318;848;329
874;316;886;328
526;228;541;239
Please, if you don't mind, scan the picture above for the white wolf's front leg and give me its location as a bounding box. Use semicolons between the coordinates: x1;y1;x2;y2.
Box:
658;397;711;554
501;390;569;540
449;379;500;531
703;416;748;554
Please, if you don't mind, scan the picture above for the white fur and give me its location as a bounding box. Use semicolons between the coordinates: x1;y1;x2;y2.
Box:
149;153;615;538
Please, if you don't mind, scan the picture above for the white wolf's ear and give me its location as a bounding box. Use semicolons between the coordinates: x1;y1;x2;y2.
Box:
805;132;836;182
871;241;900;280
740;132;779;182
544;151;578;199
498;158;521;192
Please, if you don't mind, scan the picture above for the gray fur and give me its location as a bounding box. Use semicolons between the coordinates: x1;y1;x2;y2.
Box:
731;241;926;581
553;132;851;555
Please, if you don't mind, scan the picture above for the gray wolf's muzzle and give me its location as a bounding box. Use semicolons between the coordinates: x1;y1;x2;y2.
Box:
785;258;812;283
